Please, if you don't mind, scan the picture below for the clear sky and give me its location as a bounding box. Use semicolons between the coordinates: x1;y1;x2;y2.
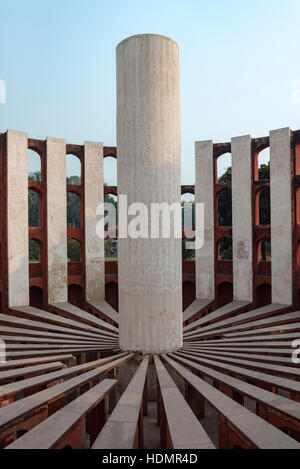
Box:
1;0;300;185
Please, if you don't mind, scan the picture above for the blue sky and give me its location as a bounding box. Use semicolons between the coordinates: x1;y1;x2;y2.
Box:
1;0;300;185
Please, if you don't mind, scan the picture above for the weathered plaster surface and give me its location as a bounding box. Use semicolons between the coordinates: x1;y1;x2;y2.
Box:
232;135;253;302
47;137;68;304
270;128;293;305
7;130;29;307
195;140;214;300
84;141;105;301
117;34;182;353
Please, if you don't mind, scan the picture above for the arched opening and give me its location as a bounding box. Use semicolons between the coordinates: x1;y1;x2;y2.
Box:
66;154;81;186
297;241;300;266
28;189;40;227
258;238;271;262
182;239;195;261
104;193;118;234
183;281;196;311
68;284;84;309
182;193;195;233
256;283;271;308
258;187;270;226
104;156;117;187
29;286;44;309
28;149;42;182
67;192;81;228
218;189;232;227
105;282;118;311
67;239;81;262
217;282;233;308
255;148;270;181
29;239;40;263
296;188;300;225
217;153;232;184
295;144;300;176
218;237;232;261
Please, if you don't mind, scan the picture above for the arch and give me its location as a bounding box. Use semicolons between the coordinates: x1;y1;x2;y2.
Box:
29;286;44;309
104;156;117;187
183;281;196;311
29;239;40;263
258;187;270;226
66;154;81;186
218;189;232;227
28;189;40;227
67;192;81;228
28;149;42;182
67;239;81;262
217;282;233;308
258;238;271;262
256;147;270;181
68;284;84;308
256;283;271;308
218;237;232;261
105;282;119;311
217;153;232;184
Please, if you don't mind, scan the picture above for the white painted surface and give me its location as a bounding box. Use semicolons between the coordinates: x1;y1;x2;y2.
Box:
232;135;253;302
46;137;68;304
7;130;29;307
84;141;105;301
195;140;215;300
270;128;293;305
117;34;182;353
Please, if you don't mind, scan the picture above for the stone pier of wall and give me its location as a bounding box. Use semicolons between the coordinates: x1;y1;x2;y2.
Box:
117;34;182;353
270;128;293;305
7;130;29;307
46;137;68;304
231;135;253;302
195;140;214;301
84;141;105;301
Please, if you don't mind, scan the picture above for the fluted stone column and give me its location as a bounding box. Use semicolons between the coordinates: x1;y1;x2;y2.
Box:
117;34;182;353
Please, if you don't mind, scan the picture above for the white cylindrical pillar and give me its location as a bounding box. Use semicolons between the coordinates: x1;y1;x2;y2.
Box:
117;34;182;353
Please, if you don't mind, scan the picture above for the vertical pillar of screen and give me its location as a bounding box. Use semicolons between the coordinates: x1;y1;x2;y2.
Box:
84;141;105;301
270;128;293;305
231;135;253;302
6;130;29;307
46;137;68;303
195;140;215;301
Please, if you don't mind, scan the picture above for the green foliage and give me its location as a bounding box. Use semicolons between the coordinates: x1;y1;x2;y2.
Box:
218;167;232;185
67;192;81;228
28;189;40;227
105;238;118;259
182;239;195;261
218;189;232;227
67;239;81;262
219;238;232;260
29;239;39;263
